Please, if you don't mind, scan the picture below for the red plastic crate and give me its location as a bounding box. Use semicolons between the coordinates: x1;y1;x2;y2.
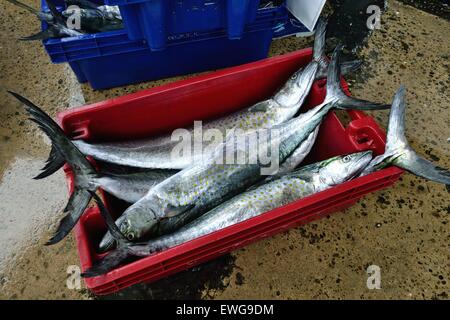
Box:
57;48;403;295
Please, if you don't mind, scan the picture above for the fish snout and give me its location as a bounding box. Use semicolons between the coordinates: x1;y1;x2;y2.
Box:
98;215;127;253
98;231;115;253
353;150;374;174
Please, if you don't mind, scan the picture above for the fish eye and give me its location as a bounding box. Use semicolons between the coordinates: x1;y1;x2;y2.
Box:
343;155;351;163
291;72;298;80
127;233;135;241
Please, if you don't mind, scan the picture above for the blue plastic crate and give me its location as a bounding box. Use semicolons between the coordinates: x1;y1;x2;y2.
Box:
42;1;287;90
104;0;261;50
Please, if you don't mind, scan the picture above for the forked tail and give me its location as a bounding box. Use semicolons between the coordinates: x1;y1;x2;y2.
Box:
8;91;96;244
360;86;450;185
324;45;391;112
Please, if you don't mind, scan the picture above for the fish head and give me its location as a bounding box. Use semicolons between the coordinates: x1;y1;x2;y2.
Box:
98;200;160;252
316;151;373;186
273;62;319;110
117;202;159;242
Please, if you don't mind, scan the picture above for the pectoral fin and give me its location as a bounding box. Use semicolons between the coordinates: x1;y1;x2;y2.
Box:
248;101;272;112
164;203;195;218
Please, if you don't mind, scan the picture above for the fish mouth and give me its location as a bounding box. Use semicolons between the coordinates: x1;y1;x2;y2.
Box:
353;150;374;176
359;150;373;159
98;215;127;253
98;232;116;253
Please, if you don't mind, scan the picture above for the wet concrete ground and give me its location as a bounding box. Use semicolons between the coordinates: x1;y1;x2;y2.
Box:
0;1;448;299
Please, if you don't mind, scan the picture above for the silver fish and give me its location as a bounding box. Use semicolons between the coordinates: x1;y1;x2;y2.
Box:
360;86;450;184
98;45;390;251
8;91;176;245
273;126;320;178
61;3;123;32
83;151;373;277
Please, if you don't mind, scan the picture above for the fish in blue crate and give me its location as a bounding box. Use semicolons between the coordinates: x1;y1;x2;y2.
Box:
4;0;123;40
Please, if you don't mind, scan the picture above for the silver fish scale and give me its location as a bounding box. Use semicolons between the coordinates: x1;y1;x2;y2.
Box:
156;162;262;212
98;6;122;20
134;175;316;253
74;101;292;170
137;105;329;234
73;101;286;169
94;170;175;203
126;150;376;256
132;100;331;224
205;100;285;131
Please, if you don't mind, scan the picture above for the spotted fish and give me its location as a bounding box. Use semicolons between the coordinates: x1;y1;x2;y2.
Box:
83;151;373;277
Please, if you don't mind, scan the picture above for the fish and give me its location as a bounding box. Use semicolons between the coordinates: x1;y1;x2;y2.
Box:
359;86;450;185
5;0;122;40
98;45;390;251
37;19;362;176
7;91;177;245
83;151;373;277
61;1;123;33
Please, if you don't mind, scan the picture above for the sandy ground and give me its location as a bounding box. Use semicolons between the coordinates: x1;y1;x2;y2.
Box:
0;1;448;299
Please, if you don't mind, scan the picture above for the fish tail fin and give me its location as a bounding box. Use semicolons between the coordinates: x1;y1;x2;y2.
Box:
362;87;450;185
325;45;391;111
396;151;450;185
8;91;97;244
8;91;95;179
45;188;92;245
388;88;450;184
19;28;57;41
34;145;65;180
82;192;134;277
312;17;327;63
